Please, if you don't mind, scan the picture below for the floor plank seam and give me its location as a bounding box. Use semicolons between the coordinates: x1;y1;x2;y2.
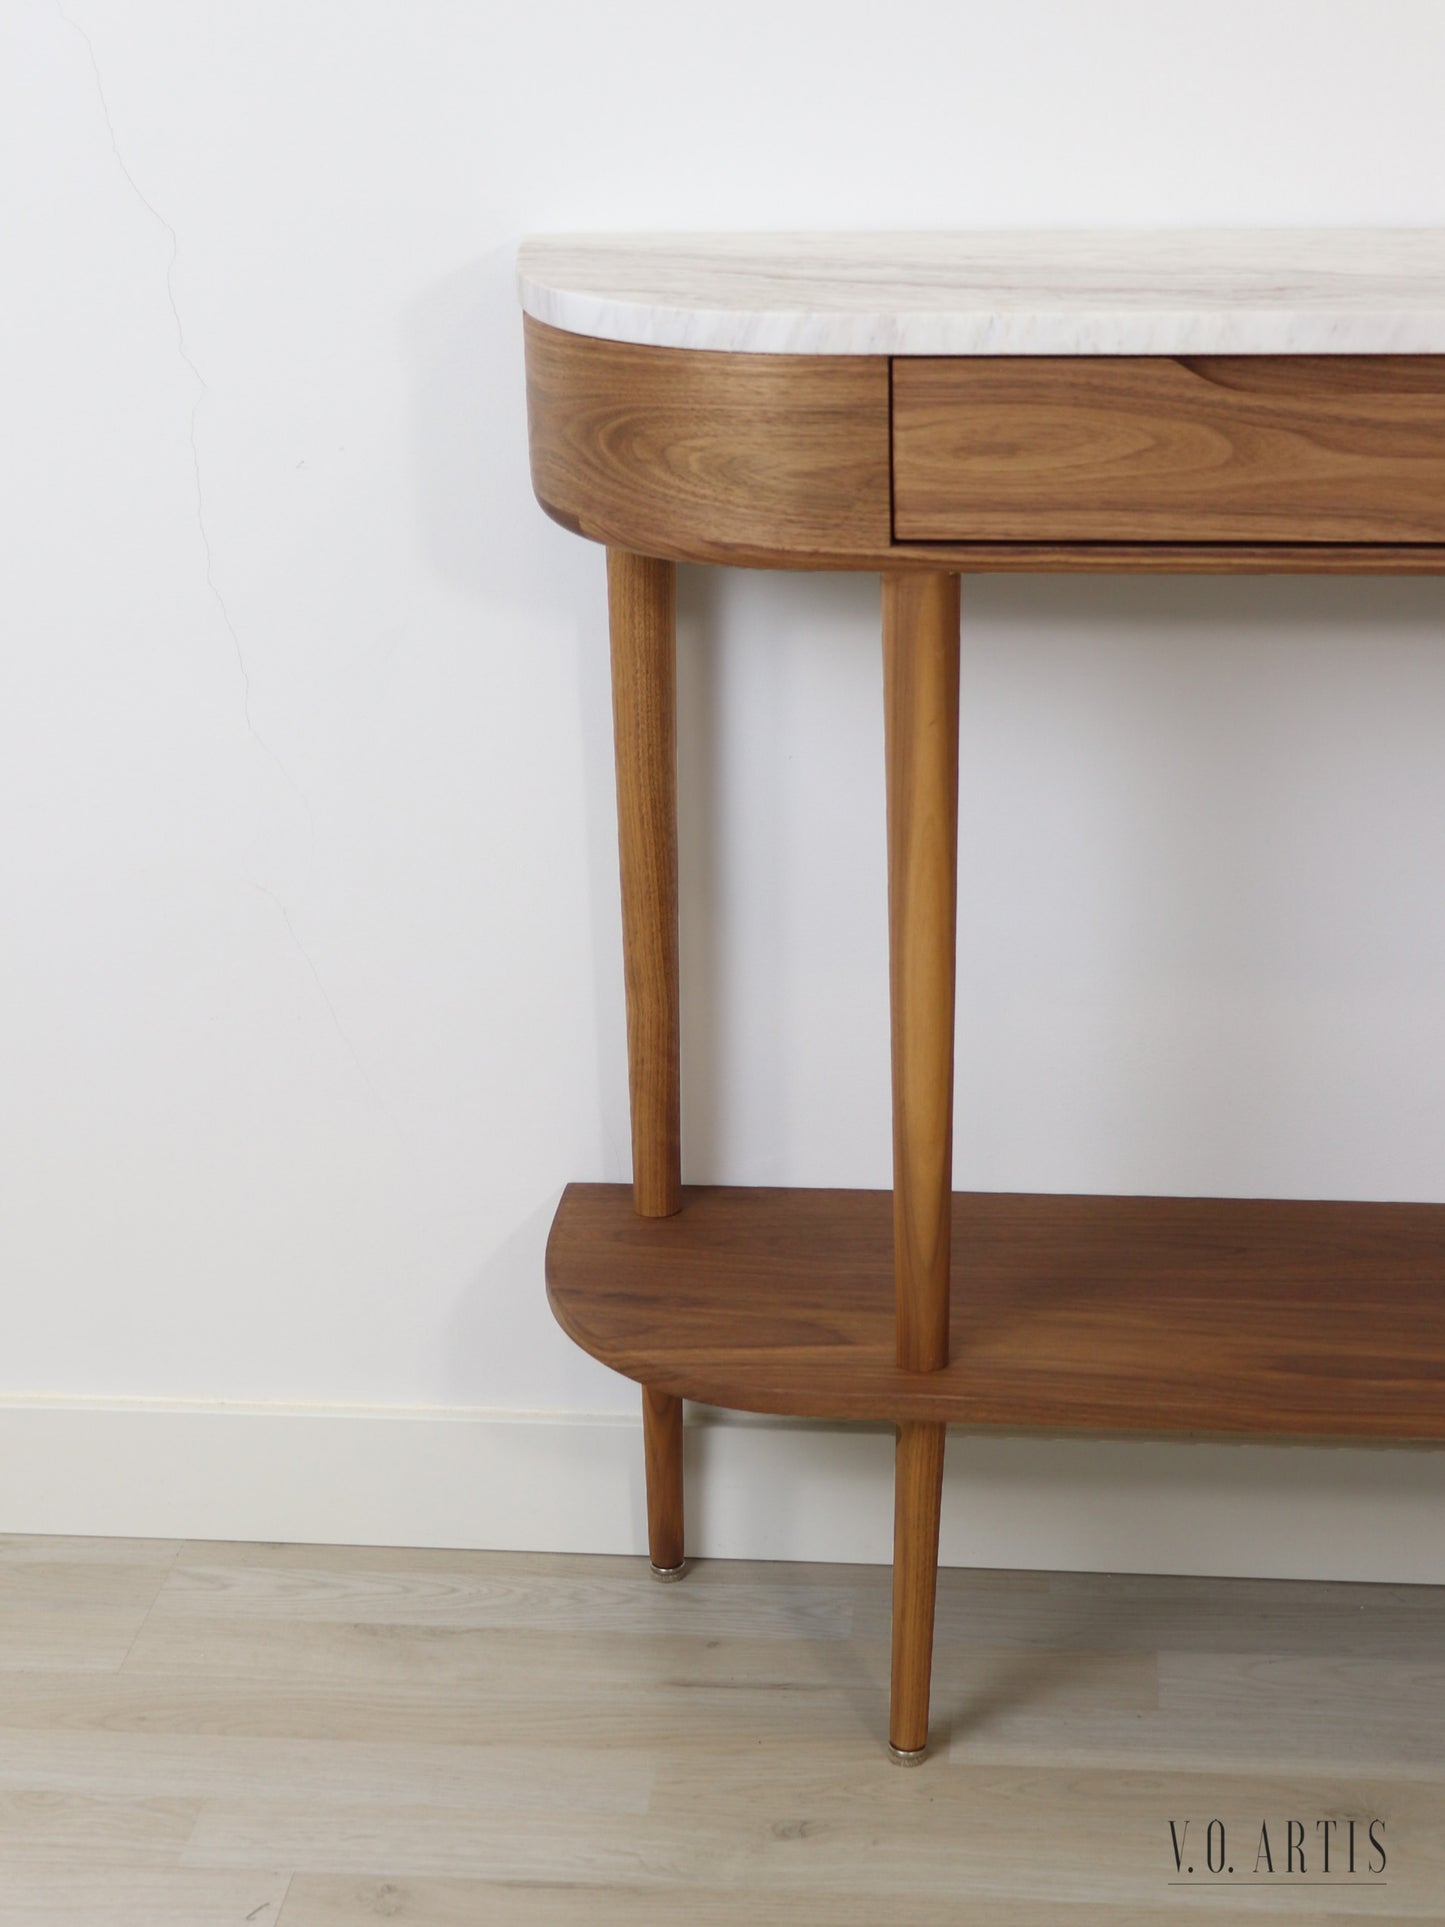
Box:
116;1537;186;1674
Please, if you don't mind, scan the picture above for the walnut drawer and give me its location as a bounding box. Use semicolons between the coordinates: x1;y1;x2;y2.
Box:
891;356;1445;544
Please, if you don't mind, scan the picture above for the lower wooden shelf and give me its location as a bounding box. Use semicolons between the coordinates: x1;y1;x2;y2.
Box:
545;1182;1445;1441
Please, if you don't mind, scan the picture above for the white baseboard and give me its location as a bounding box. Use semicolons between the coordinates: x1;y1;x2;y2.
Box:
1;1397;1443;1582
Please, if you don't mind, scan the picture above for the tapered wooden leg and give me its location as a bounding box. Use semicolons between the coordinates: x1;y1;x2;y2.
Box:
609;549;686;1578
883;572;960;1758
890;1419;947;1760
608;548;682;1221
642;1385;686;1578
883;572;961;1374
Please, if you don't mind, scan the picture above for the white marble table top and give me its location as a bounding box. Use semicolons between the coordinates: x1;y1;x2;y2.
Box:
518;231;1445;357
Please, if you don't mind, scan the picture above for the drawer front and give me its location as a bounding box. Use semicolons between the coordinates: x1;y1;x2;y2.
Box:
892;356;1445;544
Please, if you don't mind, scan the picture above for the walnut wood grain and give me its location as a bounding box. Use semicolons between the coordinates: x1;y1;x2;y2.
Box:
546;1183;1445;1440
641;1385;684;1571
886;541;1445;573
607;550;680;1219
526;322;1445;571
525;317;891;565
883;575;961;1374
890;1421;946;1756
893;355;1445;543
609;550;687;1570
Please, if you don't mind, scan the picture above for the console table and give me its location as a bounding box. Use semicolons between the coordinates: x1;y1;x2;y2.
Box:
519;232;1445;1762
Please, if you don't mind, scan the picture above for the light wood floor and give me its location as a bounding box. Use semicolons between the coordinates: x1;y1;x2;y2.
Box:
0;1535;1441;1922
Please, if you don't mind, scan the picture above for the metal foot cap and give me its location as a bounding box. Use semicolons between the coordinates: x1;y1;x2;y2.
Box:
649;1558;688;1583
888;1743;928;1766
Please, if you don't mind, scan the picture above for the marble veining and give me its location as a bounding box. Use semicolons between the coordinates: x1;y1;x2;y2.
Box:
518;231;1445;356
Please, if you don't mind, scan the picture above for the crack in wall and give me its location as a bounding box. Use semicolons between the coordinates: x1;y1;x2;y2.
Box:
246;882;409;1148
56;1;294;791
57;4;403;1147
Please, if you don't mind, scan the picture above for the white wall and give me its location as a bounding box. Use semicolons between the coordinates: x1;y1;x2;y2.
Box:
4;0;1445;1576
